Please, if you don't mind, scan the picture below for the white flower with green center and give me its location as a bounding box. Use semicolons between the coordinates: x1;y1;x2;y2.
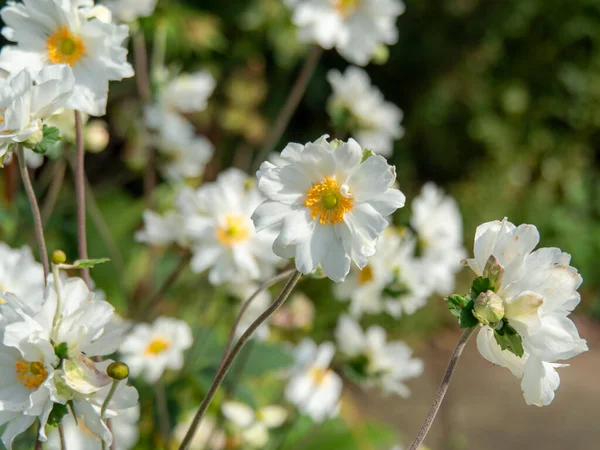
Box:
252;136;405;282
104;0;157;23
0;0;134;116
285;0;405;65
120;317;192;383
285;339;342;423
465;219;588;406
0;242;44;299
327;66;403;157
0;65;74;163
335;315;422;395
221;402;288;448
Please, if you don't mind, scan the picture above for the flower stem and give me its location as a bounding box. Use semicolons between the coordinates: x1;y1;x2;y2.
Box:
51;262;63;336
156;379;171;446
58;423;66;450
251;45;323;171
16;145;49;281
178;270;302;450
100;379;120;450
74;110;90;287
408;327;476;450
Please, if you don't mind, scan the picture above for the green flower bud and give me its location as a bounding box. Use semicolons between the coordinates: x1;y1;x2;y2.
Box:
473;290;505;325
482;255;504;291
106;362;129;380
51;250;67;265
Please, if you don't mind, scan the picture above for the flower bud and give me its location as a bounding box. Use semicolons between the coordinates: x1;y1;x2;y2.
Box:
482;255;504;291
51;250;67;264
25;127;44;147
107;361;129;380
371;44;390;65
474;290;505;325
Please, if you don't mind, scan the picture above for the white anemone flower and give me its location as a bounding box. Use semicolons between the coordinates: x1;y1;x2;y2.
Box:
335;315;422;395
104;0;157;23
252;136;405;282
285;0;405;65
411;182;466;295
161;71;216;114
135;210;186;247
181;168;282;285
120;317;192;383
222;402;288;448
285;339;342;423
334;227;430;318
0;0;134;116
0;242;44;299
156;132;214;182
465;219;588;406
0;65;74;162
327;66;403;157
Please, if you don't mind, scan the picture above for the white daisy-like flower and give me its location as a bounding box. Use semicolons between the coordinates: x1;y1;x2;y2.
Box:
465;219;588;406
160;71;216;114
0;242;44;299
334;227;430;318
327;66;403;157
173;414;225;450
335;315;422;395
285;339;342;423
135;210;186;247
411;182;466;295
156;132;214;182
104;0;157;23
181;168;282;285
252;136;405;282
120;317;192;383
222;401;288;448
0;0;134;116
0;65;74;162
285;0;405;65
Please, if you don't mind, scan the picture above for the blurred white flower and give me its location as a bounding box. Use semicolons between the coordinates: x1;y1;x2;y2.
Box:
161;71;216;114
285;339;342;423
335;315;422;395
465;219;588;406
0;242;44;299
120;317;192;383
0;65;74;162
104;0;158;23
327;66;403;157
252;136;405;282
411;183;466;295
334;227;430;318
135;210;186;247
222;401;288;448
84;119;110;153
155;132;214;182
273;292;315;330
174;414;225;450
0;0;134;116
285;0;405;65
181;168;282;285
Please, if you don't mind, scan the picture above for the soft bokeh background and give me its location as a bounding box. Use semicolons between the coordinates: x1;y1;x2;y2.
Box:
0;0;598;449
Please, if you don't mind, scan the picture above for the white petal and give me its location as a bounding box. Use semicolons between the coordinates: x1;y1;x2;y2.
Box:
258;405;288;428
346;155;394;202
521;357;564;406
222;401;255;428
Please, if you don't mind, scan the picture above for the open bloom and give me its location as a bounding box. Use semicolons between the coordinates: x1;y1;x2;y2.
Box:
222;401;288;448
0;243;44;299
335;315;422;395
285;0;405;65
120;317;192;383
285;339;342;423
465;219;588;406
253;136;405;282
104;0;157;23
327;66;403;157
0;0;134;116
0;65;74;162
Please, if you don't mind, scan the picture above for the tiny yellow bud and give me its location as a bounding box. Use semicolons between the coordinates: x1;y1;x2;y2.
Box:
106;362;129;380
51;250;67;265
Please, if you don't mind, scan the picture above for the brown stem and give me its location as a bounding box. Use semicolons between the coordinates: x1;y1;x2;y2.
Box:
133;30;151;104
74;110;90;287
251;46;323;171
408;327;476;450
178;270;302;450
41;159;66;225
156;379;171;446
16;145;49;281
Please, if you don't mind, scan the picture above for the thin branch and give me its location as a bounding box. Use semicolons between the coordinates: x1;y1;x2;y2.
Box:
133;29;151;104
41;159;67;225
156;379;172;447
251;46;323;171
74;110;90;287
16;145;49;280
178;270;302;450
58;423;66;450
408;327;476;450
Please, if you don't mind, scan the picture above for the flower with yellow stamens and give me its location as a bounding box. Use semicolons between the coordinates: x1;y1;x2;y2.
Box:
46;27;86;66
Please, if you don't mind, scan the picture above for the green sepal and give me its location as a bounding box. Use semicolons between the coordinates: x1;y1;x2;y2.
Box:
344;354;370;383
33;126;61;155
46;403;69;428
361;149;375;163
54;342;69;361
458;299;478;328
494;321;524;357
470;276;493;297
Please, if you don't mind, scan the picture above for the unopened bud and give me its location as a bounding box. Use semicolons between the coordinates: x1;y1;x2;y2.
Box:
51;250;67;265
25;128;44;147
107;362;129;380
482;255;504;291
371;44;390;65
84;120;109;153
474;290;505;325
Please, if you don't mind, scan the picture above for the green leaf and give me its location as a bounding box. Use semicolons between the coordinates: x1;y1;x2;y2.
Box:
458;299;478;328
46;403;68;428
445;294;468;318
494;322;524;357
470;276;493;297
33;126;61;155
73;258;110;268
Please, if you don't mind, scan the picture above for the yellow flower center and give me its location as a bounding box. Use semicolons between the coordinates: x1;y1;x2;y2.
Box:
358;265;374;285
145;338;171;356
333;0;361;17
310;367;332;385
15;359;48;390
46;27;86;66
216;216;250;246
0;108;6;125
304;177;353;225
